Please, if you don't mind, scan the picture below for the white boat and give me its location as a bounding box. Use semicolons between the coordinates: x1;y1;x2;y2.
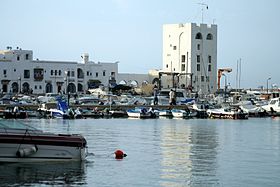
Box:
171;109;189;118
127;107;157;118
0;120;87;162
207;107;249;119
261;97;280;115
157;109;173;117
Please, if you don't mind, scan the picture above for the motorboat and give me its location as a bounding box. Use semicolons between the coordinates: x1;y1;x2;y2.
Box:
261;97;280;115
2;106;28;119
171;109;189;118
127;107;157;118
207;107;249;119
37;100;77;119
0;120;87;162
156;109;173;117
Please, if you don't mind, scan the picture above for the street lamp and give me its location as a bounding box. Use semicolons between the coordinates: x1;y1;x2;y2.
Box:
267;77;271;94
18;76;21;94
64;70;68;93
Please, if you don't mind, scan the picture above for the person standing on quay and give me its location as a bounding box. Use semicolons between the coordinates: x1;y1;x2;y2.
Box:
153;85;158;105
169;89;176;105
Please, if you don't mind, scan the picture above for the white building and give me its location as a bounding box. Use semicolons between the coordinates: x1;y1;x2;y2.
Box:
162;23;217;94
0;47;118;94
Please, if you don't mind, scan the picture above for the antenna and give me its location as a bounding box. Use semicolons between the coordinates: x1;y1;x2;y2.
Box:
197;2;208;23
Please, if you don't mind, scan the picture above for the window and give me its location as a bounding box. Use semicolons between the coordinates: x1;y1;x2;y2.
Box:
207;33;213;40
197;55;200;63
201;76;204;82
59;70;61;75
208;65;211;72
208;55;212;63
166;64;168;68
71;71;75;77
25;54;29;60
206;76;210;82
17;56;20;61
55;70;57;76
181;64;185;71
195;32;202;39
197;64;200;71
197;44;200;50
181;55;185;62
24;70;30;78
103;71;106;76
51;70;53;76
39;85;42;89
3;69;7;75
173;46;177;50
35;85;37;89
96;72;99;77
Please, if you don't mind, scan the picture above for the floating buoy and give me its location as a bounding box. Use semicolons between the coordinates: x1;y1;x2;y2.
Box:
114;149;127;159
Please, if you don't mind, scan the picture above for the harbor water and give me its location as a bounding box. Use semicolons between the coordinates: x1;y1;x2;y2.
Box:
1;118;280;187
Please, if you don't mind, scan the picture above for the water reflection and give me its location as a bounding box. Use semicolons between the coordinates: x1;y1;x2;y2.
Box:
160;121;192;186
160;120;219;186
189;123;219;186
0;161;86;186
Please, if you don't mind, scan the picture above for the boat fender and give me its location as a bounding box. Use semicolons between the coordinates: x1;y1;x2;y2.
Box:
114;149;127;159
16;145;38;158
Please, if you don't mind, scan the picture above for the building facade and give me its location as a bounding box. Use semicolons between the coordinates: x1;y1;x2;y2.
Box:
162;23;217;94
0;48;118;94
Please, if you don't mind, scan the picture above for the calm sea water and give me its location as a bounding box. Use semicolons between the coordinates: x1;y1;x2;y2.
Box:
1;117;280;187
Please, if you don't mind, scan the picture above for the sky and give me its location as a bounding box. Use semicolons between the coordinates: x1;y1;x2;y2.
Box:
1;0;280;89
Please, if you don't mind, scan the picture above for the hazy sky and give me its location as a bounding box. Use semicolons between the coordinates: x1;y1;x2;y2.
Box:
1;0;280;88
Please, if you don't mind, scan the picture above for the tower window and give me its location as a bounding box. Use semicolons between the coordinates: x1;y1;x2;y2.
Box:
181;55;185;62
207;33;213;40
173;46;177;50
208;55;212;63
195;33;202;39
197;64;200;71
197;55;200;63
208;65;211;72
197;44;200;50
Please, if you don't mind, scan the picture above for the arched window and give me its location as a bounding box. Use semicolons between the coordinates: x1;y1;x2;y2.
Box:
206;33;213;40
195;33;202;39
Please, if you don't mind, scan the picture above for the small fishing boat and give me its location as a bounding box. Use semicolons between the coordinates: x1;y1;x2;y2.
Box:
171;109;189;118
0;120;87;162
207;107;249;119
157;109;173;117
127;107;157;119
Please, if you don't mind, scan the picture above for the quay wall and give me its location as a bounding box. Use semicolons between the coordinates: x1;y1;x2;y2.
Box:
0;104;189;112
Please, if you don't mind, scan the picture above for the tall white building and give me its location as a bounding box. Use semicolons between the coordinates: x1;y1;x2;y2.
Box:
162;23;217;94
0;48;118;94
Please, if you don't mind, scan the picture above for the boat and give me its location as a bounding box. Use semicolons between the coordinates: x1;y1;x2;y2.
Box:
156;109;173;117
2;106;28;119
127;107;157;118
261;97;280;116
207;107;249;119
0;120;87;162
171;109;189;118
37;99;77;119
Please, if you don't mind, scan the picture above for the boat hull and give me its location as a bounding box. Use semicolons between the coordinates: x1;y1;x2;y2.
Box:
0;129;87;162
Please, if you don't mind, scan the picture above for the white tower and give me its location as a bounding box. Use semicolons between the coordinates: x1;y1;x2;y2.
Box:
162;23;217;94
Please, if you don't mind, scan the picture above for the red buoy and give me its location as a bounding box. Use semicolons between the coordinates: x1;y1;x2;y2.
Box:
114;149;127;159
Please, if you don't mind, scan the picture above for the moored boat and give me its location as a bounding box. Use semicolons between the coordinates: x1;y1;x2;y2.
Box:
127;107;157;119
207;107;249;119
171;109;189;118
0;120;87;162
